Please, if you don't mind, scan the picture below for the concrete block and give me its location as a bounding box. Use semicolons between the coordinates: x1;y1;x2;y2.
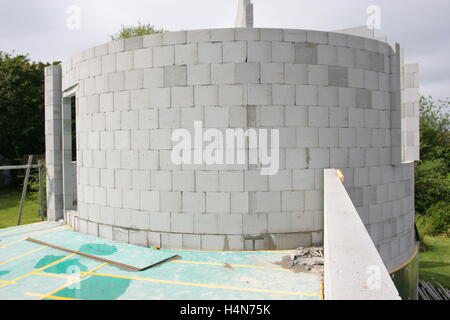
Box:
231;192;249;213
219;84;244;105
161;192;182;212
329;66;348;87
248;41;272;62
205;106;228;128
164;66;187;87
348;68;365;88
286;148;308;169
282;191;305;212
172;86;194;107
175;43;198;65
182;234;201;249
269;170;293;191
285;64;307;85
247;84;272;105
161;233;182;249
116;51;133;71
308;148;330;168
319;128;339;147
308;106;329;127
102;54;116;74
261;106;284;127
317;45;338;65
218;214;243;234
194;213;218;234
143;34;163;48
305;189;323;210
308;64;328;86
229;106;247;127
150;171;171;191
348;108;364;128
307;31;328;44
198;42;222;64
220;171;244;192
183;192;205;213
187;29;211;43
206;192;230;213
113;227;129;243
339;128;357;147
349;148;365;167
272;42;295;63
235;28;260;41
285;106;307;127
144;68;164;88
153;46;175;67
196;171;219;192
268;213;291;233
223;41;247;63
195;85;218;106
170;213;194;233
121;110;139;130
202;235;226;251
318;86;338;106
235;63;260;83
329;107;348;127
210;29;235;41
96;74;110;94
114;130;131;150
132;170;150;190
139;190;160;211
159;108;181;128
211;63;235;84
244;171;268;191
109;72;124;91
296;85;318;105
187;64;211;85
99;93;114;112
295;43;318;64
291;211;314;232
273;84;296;106
115;169;131;189
138;109;158;129
123;189;140;210
133;48;152;69
129;230;147;247
99;224;113;240
297;127;319;147
330;148;349;168
243;213;268;234
337;47;355;68
284;29;307;42
125;70;143;90
148;88;171;108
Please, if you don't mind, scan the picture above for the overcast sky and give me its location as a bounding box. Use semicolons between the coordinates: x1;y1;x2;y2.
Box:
0;0;448;100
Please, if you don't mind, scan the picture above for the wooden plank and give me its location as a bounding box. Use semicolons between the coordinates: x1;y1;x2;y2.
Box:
17;155;34;226
26;238;179;272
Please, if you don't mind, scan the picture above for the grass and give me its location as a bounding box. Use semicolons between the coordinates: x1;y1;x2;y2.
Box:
419;235;450;289
0;188;42;229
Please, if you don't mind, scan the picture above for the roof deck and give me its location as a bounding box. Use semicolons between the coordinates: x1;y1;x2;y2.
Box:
0;222;322;300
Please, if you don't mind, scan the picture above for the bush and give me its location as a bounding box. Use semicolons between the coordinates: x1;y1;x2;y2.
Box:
111;22;163;40
417;202;450;237
415;96;450;237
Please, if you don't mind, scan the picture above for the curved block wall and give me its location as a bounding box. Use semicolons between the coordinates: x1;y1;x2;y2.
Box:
59;28;415;271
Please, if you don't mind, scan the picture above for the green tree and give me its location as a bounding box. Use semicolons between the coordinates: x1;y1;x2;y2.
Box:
415;95;450;236
0;52;52;163
111;22;164;40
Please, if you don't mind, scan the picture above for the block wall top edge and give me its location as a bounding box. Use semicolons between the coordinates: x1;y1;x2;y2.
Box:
62;27;397;69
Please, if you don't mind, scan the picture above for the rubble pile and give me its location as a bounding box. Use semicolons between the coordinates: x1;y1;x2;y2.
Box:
290;247;324;271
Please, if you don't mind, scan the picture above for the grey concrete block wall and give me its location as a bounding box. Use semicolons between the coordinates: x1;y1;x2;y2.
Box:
51;28;416;272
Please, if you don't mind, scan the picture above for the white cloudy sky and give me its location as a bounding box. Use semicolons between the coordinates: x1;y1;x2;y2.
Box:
0;0;449;100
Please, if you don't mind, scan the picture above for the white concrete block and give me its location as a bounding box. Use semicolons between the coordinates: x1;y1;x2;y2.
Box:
211;63;235;84
308;106;329;127
196;171;219;192
248;41;272;62
131;130;150;149
308;64;328;86
205;106;229;128
183;192;205;213
161;192;182;212
319;128;339;147
164;65;187;87
143;68;164;88
151;171;172;191
269;170;293;191
175;43;198;65
187;64;211;85
273;84;295;106
247;84;272;105
116;51;133;71
243;213;268;234
261;106;284;126
285;106;307;127
153;46;175;67
172;86;194;107
282;191;305;211
286;148;307;169
231;192;249;213
261;63;284;84
138;109;158;129
223;41;247;63
194;213;218;234
235;63;260;83
198;42;222;64
272;42;295;63
296;85;318;105
285;64;307;85
220;171;244;192
206;192;230;213
172;171;195;191
159;109;181;128
218;84;244;105
244;171;268;191
139;150;159;170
